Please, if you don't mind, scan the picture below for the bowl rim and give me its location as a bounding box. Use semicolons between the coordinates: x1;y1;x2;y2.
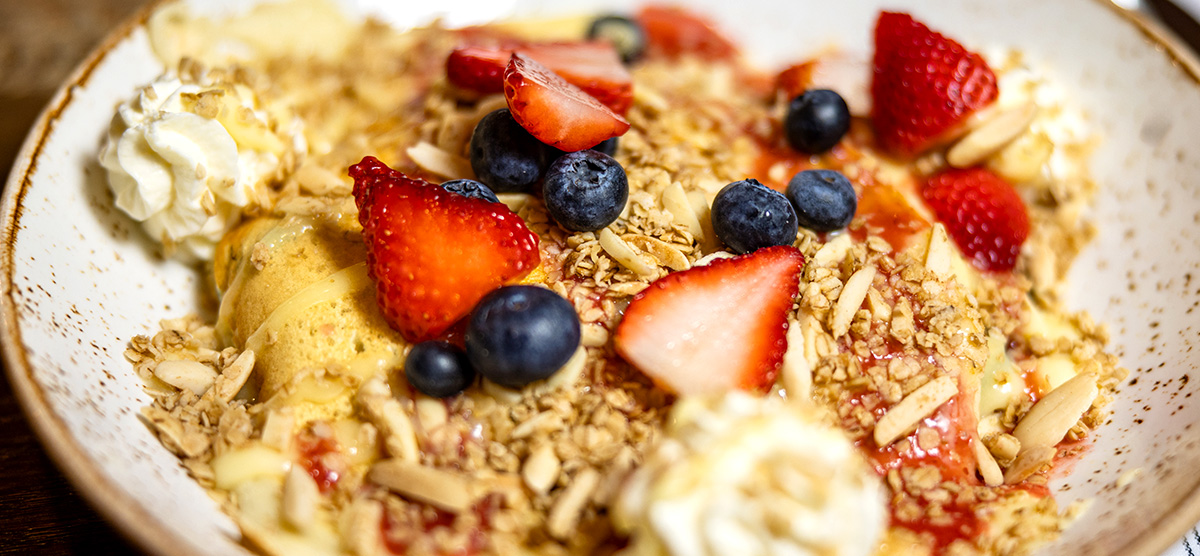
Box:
2;2;1199;556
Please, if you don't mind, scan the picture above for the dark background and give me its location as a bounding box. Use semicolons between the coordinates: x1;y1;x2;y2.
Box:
2;0;1199;555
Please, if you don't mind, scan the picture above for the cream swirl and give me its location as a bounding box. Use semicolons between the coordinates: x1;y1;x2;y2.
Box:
615;392;886;556
99;70;300;260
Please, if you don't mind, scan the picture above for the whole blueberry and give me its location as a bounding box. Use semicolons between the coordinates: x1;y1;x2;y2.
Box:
711;178;798;254
784;89;851;154
469;109;553;193
466;286;581;389
587;15;646;64
543;150;629;232
785;169;857;232
591;136;619;157
440;179;500;203
404;341;476;398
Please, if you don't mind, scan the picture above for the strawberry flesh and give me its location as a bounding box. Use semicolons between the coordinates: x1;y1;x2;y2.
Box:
871;11;998;156
636;5;738;61
503;53;631;153
351;156;540;343
446;42;633;115
614;246;805;395
921;167;1029;272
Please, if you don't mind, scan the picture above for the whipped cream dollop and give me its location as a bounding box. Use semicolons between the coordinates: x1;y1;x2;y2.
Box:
99;69;302;260
615;392;886;556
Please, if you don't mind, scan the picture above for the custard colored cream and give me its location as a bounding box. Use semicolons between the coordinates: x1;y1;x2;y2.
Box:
99;71;302;260
615;392;887;556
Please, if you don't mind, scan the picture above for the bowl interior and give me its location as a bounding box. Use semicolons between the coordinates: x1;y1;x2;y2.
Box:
4;1;1200;555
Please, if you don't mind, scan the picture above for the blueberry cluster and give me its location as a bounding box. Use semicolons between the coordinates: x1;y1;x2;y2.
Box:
470;108;630;233
711;89;858;252
403;286;581;398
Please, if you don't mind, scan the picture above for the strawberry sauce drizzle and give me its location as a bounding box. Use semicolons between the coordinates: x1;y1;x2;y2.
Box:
296;427;344;494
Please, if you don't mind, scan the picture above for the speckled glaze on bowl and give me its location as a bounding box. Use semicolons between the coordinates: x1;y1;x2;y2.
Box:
3;1;1200;555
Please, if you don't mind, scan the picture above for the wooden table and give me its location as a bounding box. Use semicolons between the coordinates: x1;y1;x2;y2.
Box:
1;1;148;553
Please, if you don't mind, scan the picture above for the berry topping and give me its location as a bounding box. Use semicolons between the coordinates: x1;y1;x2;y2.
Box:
404;341;476;398
921;167;1029;272
351;156;540;342
784;89;851;154
614;246;805;395
591;136;619;157
503;53;631;153
587;15;647;64
440;178;500;203
446;46;511;94
871;11;998;156
446;42;634;114
543;150;629;232
785;169;858;232
636;5;737;61
466;285;581;389
469;108;555;193
711;178;798;254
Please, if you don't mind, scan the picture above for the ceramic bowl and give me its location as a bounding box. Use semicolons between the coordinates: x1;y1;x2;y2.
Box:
4;1;1200;555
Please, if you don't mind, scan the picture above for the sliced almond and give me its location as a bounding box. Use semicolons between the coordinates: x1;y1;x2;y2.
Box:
369;459;474;513
686;190;719;253
282;465;320;529
1003;445;1057;485
214;350;255;402
661;182;706;242
924;224;954;279
947;101;1038;168
694;251;735;266
624;234;691;271
832;266;876;338
972;438;1004;487
415;395;448;430
1012;371;1099;451
260;408;296;452
546;467;600;540
406;141;473;179
599;228;656;276
780;321;812;400
356;378;419;462
988;130;1053;183
812;233;853;267
522;444;561;495
153;360;217;396
339;498;386;556
580;323;609;347
874;376;958;446
496;193;533;213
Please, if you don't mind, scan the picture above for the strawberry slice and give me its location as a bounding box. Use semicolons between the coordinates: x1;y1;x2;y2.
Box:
503;53;631;152
350;156;540;343
446;46;511;94
921;167;1029;272
446;42;634;114
871;11;998;156
636;5;738;61
614;246;805;395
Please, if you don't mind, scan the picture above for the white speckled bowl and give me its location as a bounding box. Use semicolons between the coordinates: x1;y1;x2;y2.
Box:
4;1;1200;555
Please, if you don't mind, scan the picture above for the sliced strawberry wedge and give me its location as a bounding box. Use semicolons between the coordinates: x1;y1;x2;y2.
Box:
446;42;633;114
351;157;540;342
503;53;631;152
446;46;512;94
614;246;805;396
871;11;998;156
636;5;738;61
